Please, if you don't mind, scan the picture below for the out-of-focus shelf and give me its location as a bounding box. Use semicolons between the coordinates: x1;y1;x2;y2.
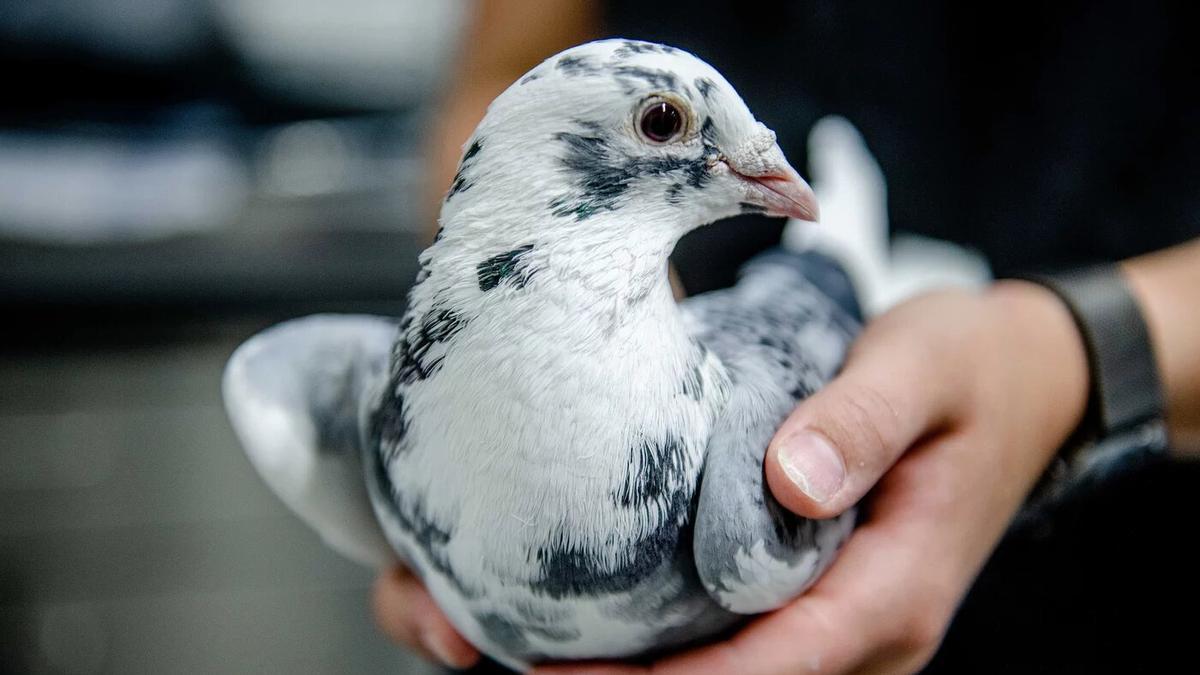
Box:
0;228;422;310
0;222;425;352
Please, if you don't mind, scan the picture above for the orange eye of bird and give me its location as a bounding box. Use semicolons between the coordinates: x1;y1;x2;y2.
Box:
639;100;684;143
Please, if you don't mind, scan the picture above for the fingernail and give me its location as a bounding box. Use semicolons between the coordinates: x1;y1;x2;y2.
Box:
778;431;845;503
422;630;462;668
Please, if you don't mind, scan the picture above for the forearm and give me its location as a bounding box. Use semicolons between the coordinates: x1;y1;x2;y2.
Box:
1122;238;1200;453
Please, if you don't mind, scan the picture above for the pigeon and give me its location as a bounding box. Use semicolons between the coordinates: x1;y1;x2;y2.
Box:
224;38;863;670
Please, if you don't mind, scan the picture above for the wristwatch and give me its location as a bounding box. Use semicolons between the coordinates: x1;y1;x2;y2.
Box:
1019;263;1170;507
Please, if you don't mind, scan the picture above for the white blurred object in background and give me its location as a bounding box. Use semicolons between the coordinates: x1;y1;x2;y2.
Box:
0;134;249;245
0;0;470;245
785;116;992;315
214;0;468;108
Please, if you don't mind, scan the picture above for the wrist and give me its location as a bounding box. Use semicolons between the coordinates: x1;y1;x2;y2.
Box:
985;280;1091;463
1123;244;1200;453
1004;264;1171;511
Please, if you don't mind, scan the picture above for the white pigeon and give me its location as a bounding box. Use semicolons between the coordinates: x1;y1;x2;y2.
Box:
224;39;863;670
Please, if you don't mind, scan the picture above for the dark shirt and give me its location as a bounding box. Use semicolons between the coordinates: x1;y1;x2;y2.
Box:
608;3;1199;673
612;1;1200;291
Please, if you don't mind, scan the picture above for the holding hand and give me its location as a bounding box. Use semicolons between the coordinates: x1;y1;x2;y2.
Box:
382;237;1200;673
373;566;481;670
537;281;1090;675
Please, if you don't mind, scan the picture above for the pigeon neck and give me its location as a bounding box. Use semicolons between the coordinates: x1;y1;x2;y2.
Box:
425;206;693;354
512;242;681;345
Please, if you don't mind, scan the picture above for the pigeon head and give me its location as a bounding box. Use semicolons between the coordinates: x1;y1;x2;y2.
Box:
438;39;817;252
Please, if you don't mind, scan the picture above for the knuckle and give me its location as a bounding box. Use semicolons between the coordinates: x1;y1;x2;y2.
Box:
823;381;904;464
370;574;393;620
371;570;420;645
892;609;950;658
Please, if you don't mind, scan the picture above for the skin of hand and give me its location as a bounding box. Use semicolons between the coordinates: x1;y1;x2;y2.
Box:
1124;238;1200;452
372;565;481;669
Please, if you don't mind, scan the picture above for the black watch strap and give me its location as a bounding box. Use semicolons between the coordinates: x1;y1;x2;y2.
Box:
1018;264;1170;509
1028;264;1165;436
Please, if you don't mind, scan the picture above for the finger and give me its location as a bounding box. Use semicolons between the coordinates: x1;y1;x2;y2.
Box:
765;301;970;519
372;566;480;669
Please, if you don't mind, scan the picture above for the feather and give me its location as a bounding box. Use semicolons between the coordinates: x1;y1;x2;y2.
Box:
223;39;868;666
223;315;398;567
686;251;860;612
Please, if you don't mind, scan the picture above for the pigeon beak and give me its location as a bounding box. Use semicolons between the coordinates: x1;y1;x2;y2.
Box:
725;140;820;222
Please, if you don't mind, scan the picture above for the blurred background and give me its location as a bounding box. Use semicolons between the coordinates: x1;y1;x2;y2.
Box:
1;1;462;672
2;1;1197;674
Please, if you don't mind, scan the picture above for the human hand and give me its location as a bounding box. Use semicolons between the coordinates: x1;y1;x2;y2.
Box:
372;565;480;669
533;282;1090;675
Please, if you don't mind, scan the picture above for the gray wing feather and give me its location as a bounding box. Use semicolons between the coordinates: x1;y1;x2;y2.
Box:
684;252;859;613
223;314;399;567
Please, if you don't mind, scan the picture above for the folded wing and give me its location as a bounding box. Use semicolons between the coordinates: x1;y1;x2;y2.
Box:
685;250;860;613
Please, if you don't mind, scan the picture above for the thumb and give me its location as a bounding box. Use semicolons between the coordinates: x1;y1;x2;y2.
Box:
764;322;961;520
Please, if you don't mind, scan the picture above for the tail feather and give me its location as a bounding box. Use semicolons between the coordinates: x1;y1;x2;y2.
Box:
784;116;991;316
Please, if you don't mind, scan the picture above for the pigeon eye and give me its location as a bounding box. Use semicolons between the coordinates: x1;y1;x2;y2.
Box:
638;99;685;144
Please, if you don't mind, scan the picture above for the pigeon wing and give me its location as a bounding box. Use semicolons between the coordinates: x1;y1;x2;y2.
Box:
223;314;399;567
684;250;860;613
